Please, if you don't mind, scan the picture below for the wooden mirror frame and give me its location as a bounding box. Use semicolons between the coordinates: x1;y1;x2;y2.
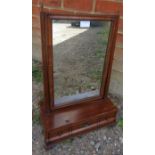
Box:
41;12;119;111
40;11;119;149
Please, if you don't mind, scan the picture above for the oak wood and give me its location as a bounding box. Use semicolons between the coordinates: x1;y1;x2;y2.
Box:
40;11;119;149
41;12;119;110
40;97;117;149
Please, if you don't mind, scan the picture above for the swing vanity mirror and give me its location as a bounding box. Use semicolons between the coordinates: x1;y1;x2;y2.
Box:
40;12;119;149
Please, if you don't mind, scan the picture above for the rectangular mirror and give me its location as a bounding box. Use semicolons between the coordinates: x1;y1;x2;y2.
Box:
52;19;111;107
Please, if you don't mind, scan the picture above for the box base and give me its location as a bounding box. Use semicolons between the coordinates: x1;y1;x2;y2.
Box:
40;97;117;149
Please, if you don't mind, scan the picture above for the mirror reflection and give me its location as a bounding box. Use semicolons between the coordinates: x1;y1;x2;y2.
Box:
52;19;111;106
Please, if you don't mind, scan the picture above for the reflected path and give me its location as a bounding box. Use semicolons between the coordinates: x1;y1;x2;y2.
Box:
52;20;111;106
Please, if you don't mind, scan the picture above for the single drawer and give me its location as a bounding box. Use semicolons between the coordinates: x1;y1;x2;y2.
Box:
49;126;72;138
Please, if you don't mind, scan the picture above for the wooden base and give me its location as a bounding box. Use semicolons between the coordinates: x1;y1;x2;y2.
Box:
40;97;117;149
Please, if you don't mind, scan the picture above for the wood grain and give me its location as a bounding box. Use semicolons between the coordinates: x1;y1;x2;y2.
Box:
40;11;119;149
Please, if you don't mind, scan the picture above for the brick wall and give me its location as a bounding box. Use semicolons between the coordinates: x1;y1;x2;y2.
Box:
32;0;123;97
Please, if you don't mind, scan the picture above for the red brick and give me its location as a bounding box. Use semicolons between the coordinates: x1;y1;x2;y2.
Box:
32;16;40;24
114;47;123;61
32;22;40;29
115;47;123;54
43;8;74;14
64;0;93;11
32;6;40;15
32;35;41;45
32;27;41;38
112;59;123;72
32;0;39;5
116;33;123;44
116;42;123;49
32;16;40;29
32;16;40;22
118;18;123;31
95;0;123;15
43;0;61;7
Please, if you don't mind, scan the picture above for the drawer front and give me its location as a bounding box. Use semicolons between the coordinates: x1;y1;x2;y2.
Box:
97;110;116;127
48;110;116;139
49;126;72;138
71;117;99;131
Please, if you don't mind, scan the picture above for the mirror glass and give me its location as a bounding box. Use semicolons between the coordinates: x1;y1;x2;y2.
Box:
52;19;111;107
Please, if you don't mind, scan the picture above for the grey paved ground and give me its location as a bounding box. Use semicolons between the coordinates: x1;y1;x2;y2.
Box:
32;80;123;155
